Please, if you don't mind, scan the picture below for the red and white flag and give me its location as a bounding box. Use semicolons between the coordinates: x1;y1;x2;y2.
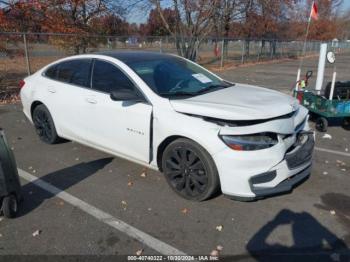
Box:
309;1;318;21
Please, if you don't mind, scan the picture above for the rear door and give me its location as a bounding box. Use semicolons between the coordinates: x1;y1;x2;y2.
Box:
41;59;94;140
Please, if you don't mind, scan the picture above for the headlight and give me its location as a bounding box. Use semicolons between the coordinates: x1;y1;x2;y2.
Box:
220;133;278;151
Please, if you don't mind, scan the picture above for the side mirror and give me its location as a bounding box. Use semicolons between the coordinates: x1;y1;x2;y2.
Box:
306;70;313;79
110;89;144;102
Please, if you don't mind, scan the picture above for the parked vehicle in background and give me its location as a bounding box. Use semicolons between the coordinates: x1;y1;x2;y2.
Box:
20;51;314;201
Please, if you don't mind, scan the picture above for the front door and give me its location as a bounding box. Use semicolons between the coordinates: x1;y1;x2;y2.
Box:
83;59;152;163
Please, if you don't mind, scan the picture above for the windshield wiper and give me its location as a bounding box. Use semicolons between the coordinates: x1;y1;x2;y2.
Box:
160;91;197;97
160;82;234;98
194;83;231;95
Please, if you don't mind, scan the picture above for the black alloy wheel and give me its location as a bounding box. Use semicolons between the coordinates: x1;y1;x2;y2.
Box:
162;138;219;201
32;104;61;144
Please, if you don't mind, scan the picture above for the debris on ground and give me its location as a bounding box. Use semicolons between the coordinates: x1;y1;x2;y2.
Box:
75;157;79;161
330;210;336;215
323;171;328;175
136;249;143;256
216;245;223;251
322;134;332;139
215;225;223;232
346;148;349;152
210;249;219;256
140;169;147;178
121;200;128;210
181;208;189;214
325;160;329;164
32;230;41;237
127;181;133;187
147;208;152;211
341;169;346;172
56;200;64;206
336;160;346;167
28;166;33;170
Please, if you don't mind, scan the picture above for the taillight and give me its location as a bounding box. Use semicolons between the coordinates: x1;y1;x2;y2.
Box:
19;79;25;89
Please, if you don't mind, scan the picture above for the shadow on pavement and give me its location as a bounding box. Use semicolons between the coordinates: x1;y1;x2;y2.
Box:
315;193;350;245
17;157;113;217
246;209;349;262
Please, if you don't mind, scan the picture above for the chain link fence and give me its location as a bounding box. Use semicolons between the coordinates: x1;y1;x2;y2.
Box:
1;32;350;103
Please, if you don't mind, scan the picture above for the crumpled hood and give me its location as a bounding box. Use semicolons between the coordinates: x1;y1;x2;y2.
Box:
169;83;299;120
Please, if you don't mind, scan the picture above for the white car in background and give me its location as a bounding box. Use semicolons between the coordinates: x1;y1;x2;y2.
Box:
20;51;314;201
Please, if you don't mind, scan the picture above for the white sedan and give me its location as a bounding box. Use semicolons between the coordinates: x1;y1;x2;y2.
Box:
20;51;314;201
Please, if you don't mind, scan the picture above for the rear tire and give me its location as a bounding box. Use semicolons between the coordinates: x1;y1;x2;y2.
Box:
161;138;220;201
315;117;328;132
32;104;61;144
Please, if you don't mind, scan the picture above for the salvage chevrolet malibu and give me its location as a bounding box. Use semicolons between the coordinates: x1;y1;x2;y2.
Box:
20;51;314;201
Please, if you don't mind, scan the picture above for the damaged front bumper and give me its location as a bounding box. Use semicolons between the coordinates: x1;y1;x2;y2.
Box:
244;133;314;201
212;106;315;201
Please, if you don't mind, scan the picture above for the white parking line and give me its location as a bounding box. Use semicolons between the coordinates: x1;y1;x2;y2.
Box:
315;147;350;157
18;168;186;256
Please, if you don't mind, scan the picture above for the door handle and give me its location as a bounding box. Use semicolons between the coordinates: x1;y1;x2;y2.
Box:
86;97;97;104
47;87;56;93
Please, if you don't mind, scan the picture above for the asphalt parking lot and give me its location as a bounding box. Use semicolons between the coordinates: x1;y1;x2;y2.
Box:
0;55;349;260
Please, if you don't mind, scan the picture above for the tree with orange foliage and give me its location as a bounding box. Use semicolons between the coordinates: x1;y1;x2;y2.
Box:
0;0;46;32
238;0;297;56
143;8;176;36
306;0;343;40
42;0;124;53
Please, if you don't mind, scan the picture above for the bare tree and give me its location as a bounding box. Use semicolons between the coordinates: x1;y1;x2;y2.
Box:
150;0;220;60
212;0;248;56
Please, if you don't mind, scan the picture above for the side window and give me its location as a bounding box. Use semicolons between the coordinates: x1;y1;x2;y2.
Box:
45;64;58;80
92;60;135;93
56;59;91;87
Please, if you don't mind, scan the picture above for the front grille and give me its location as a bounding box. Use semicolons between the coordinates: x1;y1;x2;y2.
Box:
285;134;314;169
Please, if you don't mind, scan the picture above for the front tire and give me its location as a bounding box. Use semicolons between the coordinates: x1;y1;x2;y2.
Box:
162;138;220;201
32;104;61;144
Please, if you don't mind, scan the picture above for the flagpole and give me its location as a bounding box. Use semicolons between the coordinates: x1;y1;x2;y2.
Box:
295;1;314;90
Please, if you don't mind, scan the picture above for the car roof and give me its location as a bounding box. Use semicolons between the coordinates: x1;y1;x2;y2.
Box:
96;51;176;64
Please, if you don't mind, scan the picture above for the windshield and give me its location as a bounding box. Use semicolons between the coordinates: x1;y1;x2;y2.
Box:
126;56;232;98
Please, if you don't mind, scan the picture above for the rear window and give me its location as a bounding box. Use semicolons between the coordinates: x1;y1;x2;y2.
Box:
45;59;92;88
57;59;92;87
45;64;58;79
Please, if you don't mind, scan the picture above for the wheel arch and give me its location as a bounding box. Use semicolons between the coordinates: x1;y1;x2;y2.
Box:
156;135;215;172
156;135;186;172
30;100;44;117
